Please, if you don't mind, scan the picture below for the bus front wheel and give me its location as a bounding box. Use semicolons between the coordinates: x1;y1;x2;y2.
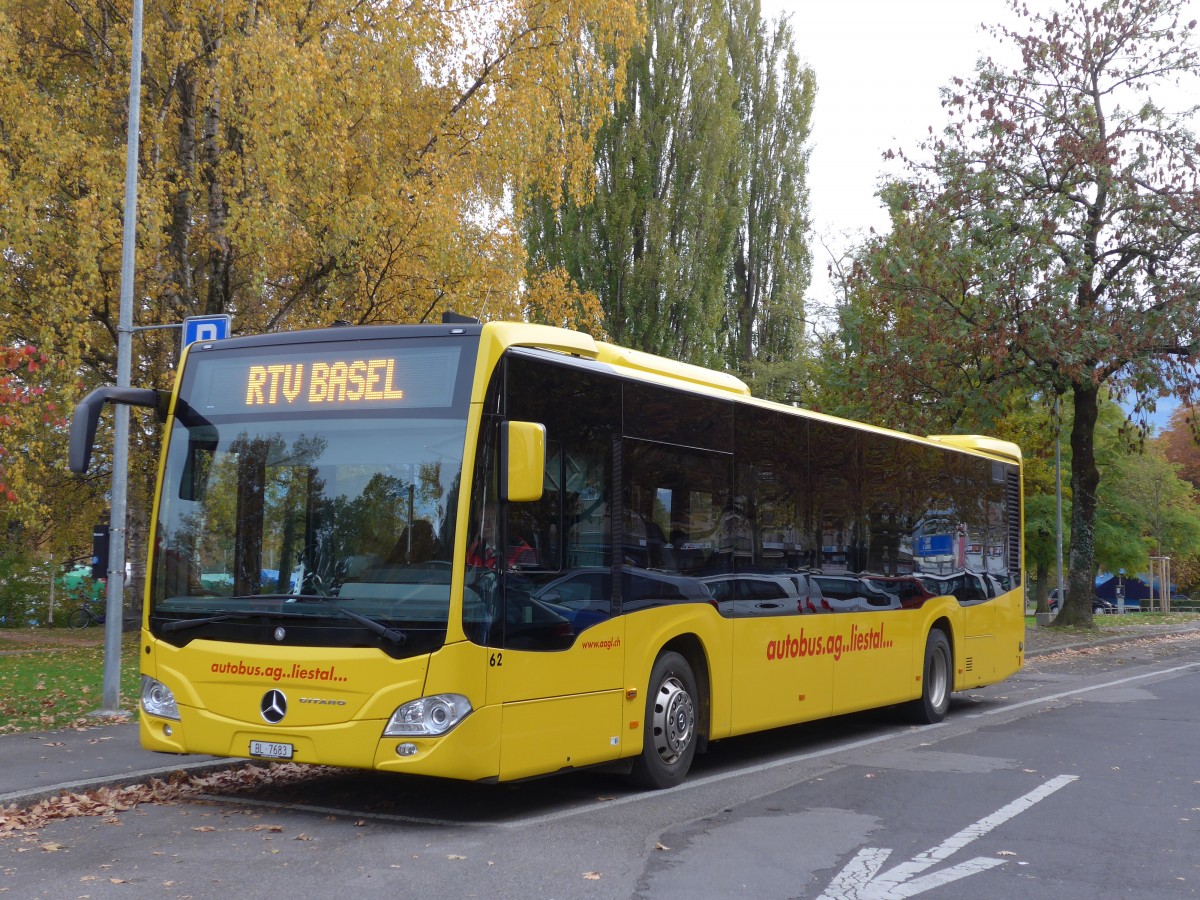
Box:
630;651;698;790
907;629;952;724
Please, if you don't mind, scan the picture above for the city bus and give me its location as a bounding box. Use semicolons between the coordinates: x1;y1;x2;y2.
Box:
69;318;1024;789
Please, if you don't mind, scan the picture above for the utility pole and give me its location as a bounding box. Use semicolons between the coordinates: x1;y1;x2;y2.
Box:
98;0;145;715
1054;395;1064;618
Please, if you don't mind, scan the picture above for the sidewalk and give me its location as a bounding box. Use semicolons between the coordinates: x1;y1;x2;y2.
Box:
0;721;232;811
3;619;1199;812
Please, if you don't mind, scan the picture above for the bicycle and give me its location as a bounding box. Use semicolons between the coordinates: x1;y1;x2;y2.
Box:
67;597;106;629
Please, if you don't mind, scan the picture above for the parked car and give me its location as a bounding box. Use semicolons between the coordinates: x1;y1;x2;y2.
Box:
917;571;989;605
1048;588;1117;614
862;574;936;609
810;574;900;612
701;573;803;617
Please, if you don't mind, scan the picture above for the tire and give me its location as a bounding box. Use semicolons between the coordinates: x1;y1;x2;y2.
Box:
67;607;92;629
906;629;952;724
630;651;699;790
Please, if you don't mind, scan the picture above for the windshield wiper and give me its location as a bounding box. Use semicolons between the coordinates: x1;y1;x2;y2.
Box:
331;605;408;645
161;611;258;633
284;595;409;646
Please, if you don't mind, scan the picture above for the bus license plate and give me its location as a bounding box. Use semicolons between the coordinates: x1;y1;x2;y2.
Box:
249;740;294;760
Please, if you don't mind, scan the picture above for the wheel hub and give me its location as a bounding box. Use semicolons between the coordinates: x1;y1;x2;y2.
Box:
652;676;694;763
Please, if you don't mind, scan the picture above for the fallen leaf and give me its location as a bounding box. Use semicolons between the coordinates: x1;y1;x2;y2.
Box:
251;824;284;832
655;842;670;851
40;842;64;852
997;850;1017;857
583;872;602;880
192;826;215;832
447;854;466;860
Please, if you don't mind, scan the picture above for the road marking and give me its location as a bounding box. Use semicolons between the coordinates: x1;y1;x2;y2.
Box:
971;663;1198;717
817;774;1078;899
504;726;944;828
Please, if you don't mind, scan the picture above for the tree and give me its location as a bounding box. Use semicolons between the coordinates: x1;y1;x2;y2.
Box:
0;345;47;505
1;0;637;569
1159;403;1200;489
523;0;813;378
724;7;815;393
525;0;740;365
843;0;1200;626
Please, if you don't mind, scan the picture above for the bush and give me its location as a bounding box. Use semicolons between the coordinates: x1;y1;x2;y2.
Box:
0;554;99;627
0;553;49;627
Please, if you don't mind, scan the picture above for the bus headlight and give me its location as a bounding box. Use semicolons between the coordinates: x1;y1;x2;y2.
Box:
141;675;180;721
383;694;472;737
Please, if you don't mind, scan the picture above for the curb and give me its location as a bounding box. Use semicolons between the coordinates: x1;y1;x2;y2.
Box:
0;757;246;811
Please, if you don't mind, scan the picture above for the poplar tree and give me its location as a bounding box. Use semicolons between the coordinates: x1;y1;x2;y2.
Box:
524;0;814;377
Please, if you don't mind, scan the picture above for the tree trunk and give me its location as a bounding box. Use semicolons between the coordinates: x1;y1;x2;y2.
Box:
1058;382;1100;627
1033;562;1050;615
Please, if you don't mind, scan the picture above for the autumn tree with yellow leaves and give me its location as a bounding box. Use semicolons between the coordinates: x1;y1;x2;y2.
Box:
0;0;636;558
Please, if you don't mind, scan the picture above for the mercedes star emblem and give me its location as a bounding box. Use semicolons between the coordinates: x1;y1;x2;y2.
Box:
260;689;287;724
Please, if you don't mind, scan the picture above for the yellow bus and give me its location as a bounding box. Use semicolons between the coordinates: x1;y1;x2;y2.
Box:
69;319;1024;788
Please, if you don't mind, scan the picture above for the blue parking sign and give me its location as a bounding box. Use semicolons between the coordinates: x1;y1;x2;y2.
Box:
182;315;232;351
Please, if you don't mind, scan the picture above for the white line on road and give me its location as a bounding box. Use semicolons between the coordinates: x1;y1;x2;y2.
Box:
817;774;1078;899
970;663;1198;717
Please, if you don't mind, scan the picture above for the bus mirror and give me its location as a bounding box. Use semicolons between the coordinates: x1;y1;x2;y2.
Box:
500;421;545;503
69;387;169;474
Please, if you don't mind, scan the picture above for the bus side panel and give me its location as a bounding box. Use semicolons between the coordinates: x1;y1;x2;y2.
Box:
728;615;834;736
954;589;1025;688
830;611;918;714
621;604;734;746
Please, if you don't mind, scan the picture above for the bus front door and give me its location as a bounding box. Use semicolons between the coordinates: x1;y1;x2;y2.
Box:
488;587;626;781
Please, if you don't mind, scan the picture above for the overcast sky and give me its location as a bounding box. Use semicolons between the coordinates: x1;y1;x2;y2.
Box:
772;0;1018;311
768;0;1197;430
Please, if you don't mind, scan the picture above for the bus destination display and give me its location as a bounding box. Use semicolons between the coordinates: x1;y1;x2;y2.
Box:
246;358;407;406
186;343;462;414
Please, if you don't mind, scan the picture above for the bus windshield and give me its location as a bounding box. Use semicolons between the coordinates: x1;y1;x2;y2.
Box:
149;337;473;653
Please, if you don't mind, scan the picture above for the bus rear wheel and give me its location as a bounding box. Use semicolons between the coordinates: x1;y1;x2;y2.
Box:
906;629;952;724
630;651;698;790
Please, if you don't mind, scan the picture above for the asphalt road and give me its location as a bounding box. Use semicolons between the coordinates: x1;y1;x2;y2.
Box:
4;630;1199;899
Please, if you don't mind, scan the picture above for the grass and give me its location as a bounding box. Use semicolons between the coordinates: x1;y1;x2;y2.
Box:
1024;611;1200;628
0;628;141;734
